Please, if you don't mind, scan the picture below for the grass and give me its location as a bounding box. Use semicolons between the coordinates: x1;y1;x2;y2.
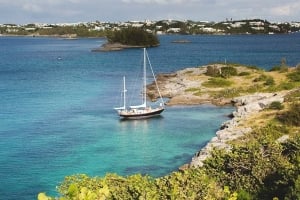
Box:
185;87;203;96
202;77;233;88
175;64;300;104
238;71;251;76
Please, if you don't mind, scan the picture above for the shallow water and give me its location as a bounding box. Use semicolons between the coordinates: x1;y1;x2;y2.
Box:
1;34;300;199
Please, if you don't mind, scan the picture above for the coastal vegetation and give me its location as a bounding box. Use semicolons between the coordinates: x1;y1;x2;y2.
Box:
106;27;159;47
39;62;300;199
202;77;233;88
2;19;300;37
180;63;300;101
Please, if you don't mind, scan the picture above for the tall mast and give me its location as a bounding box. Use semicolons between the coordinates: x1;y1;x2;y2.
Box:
143;48;147;107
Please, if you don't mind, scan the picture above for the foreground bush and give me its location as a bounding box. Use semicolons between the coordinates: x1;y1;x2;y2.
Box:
204;123;300;199
269;101;284;110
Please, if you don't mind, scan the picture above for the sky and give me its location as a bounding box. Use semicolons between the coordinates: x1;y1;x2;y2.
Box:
0;0;299;24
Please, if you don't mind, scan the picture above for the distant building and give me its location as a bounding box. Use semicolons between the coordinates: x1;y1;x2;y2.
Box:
167;28;181;33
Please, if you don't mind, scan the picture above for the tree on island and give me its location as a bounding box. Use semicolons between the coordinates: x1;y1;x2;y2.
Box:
106;27;159;47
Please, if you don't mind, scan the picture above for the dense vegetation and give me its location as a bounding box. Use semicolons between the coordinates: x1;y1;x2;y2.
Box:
2;19;300;37
39;64;300;199
106;27;159;47
1;24;107;37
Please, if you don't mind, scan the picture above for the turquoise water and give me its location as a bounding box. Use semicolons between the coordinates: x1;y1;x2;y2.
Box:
1;34;300;199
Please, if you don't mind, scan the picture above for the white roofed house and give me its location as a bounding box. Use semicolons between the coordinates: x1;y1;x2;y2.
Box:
167;28;181;33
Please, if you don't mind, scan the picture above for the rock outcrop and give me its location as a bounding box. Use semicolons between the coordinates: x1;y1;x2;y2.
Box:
92;43;146;52
147;67;212;105
189;92;286;167
147;64;292;168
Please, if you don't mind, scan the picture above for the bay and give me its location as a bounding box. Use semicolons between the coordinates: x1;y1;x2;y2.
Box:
0;33;300;199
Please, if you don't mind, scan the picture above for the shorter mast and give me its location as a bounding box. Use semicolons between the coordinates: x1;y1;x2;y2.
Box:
114;76;127;110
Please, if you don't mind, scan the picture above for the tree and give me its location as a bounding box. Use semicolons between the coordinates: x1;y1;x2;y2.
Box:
107;27;159;47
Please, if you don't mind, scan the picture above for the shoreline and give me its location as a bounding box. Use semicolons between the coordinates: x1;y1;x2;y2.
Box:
147;65;234;106
91;42;144;52
92;42;160;52
147;64;291;169
187;91;286;168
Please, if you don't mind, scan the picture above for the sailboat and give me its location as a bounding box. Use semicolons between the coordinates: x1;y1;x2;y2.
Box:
114;48;165;119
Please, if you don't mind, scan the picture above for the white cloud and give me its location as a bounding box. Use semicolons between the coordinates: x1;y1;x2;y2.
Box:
0;0;299;23
121;0;193;4
22;4;43;13
270;2;300;17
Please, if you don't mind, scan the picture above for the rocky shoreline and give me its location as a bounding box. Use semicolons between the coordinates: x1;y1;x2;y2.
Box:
147;65;234;106
147;64;291;169
91;43;142;52
92;42;159;52
188;91;286;168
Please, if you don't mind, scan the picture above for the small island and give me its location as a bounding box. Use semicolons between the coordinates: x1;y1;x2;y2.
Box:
92;27;160;52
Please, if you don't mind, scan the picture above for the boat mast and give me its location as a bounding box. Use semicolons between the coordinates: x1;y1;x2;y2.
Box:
146;49;165;107
143;48;147;107
123;76;126;110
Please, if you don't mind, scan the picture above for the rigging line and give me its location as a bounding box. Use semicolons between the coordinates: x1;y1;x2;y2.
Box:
128;50;144;106
146;50;165;106
114;75;126;108
114;79;121;107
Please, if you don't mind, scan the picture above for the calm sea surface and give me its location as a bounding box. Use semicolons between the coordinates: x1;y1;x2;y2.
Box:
1;34;300;199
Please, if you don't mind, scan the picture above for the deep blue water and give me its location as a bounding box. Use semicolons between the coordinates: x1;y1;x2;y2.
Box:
1;34;300;199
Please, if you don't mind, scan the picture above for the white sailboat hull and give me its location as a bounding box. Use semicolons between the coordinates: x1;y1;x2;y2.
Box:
118;107;164;119
114;48;165;120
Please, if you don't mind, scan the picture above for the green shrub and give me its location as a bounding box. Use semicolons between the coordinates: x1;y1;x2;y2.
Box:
264;76;275;86
245;65;261;71
253;74;275;86
185;87;202;96
185;87;199;92
238;71;251;76
246;84;263;93
287;68;300;82
285;89;300;102
213;88;241;98
253;74;268;82
237;189;253;200
202;77;233;88
270;66;282;71
206;65;220;77
270;57;289;73
221;66;238;78
269;101;284;110
277;103;300;126
276;82;297;91
270;65;289;73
